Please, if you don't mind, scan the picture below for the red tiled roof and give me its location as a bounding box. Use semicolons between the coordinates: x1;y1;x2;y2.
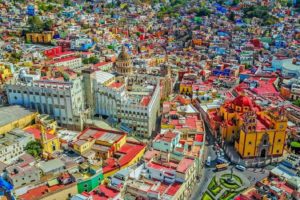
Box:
102;142;145;174
166;183;181;196
54;56;79;63
19;183;74;200
94;61;111;68
177;158;194;173
24;127;55;140
90;185;119;200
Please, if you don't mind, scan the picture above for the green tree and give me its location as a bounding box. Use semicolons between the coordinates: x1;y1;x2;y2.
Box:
64;0;72;6
28;16;44;32
228;12;235;21
25;141;42;158
89;56;99;64
232;0;240;6
44;19;53;31
293;100;300;107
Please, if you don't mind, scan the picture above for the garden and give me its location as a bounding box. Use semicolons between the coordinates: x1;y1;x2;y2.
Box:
202;173;245;200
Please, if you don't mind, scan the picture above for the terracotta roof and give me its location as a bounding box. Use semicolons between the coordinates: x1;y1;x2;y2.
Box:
24;127;56;140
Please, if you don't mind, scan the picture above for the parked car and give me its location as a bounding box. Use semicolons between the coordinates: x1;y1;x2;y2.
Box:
235;164;246;171
217;157;228;164
206;156;211;167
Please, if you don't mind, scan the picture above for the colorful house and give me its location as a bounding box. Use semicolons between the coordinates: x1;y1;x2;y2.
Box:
0;63;12;83
72;127;146;178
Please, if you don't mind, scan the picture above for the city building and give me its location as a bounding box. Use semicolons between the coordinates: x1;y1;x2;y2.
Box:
71;127;146;178
123;130;198;200
0;129;34;164
26;32;54;44
0;105;37;135
83;69;161;138
0;63;12;84
18;173;78;200
6;164;40;189
6;76;86;130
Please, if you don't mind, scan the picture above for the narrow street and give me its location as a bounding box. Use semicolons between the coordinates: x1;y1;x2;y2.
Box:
190;128;217;200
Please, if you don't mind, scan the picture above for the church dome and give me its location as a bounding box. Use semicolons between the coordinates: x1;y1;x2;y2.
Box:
118;46;130;61
232;94;253;108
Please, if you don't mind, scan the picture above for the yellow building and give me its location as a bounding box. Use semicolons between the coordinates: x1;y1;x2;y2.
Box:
179;82;193;95
24;115;61;158
26;31;54;44
72;127;146;178
0;105;37;135
216;95;287;159
73;127;127;157
0;63;12;83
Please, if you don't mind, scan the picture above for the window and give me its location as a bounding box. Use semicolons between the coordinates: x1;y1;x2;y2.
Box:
247;152;250;155
14;96;17;100
248;141;252;145
84;184;88;188
276;150;280;153
278;139;281;142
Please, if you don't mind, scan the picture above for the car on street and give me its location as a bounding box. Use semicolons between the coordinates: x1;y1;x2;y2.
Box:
206;156;211;167
217;157;228;164
235;164;246;171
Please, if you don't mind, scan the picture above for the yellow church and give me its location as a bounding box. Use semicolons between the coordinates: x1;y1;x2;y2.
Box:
24;114;61;159
217;94;287;159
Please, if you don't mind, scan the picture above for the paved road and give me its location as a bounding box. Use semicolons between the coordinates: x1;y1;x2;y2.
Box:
190;126;270;200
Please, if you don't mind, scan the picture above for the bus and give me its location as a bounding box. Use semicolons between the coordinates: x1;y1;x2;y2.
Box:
216;163;229;171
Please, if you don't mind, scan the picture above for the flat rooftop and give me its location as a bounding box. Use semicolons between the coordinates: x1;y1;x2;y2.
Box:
0;106;35;127
78;127;125;144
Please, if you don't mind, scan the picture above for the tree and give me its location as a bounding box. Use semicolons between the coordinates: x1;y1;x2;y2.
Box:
44;19;53;31
293;99;300;107
28;16;44;33
83;57;99;64
232;0;240;6
89;56;99;64
25;141;42;158
64;0;72;7
228;12;235;21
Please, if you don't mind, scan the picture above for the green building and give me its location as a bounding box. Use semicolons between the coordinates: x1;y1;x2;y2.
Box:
77;172;104;193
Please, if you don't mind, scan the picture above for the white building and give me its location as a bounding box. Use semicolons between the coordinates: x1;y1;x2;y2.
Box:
0;129;34;164
53;56;82;69
90;71;160;138
6;165;40;189
6;77;86;130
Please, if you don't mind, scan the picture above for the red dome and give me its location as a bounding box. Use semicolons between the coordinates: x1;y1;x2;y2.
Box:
232;95;253;108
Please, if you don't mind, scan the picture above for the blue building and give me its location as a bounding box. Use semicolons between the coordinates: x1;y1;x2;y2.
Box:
27;5;35;16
